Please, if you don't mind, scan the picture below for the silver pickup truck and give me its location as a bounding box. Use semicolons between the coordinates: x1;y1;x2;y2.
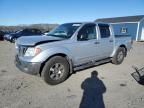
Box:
15;22;132;85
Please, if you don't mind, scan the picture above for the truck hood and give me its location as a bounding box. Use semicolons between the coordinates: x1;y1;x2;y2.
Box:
16;35;64;46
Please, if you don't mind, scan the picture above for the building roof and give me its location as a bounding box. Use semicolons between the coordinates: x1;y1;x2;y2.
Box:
95;15;144;23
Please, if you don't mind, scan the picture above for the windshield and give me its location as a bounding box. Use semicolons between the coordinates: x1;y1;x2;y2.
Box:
47;23;81;39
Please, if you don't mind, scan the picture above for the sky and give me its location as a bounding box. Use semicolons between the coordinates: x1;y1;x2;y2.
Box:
0;0;144;26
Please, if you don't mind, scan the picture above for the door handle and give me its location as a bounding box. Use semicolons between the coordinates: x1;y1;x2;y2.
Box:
109;40;113;42
94;41;100;44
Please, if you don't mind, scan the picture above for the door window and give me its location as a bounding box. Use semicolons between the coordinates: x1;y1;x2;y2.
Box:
77;24;96;41
98;24;110;38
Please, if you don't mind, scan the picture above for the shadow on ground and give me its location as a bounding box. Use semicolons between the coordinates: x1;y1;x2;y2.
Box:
79;71;106;108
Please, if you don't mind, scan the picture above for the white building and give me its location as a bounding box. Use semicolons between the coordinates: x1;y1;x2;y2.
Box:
95;15;144;41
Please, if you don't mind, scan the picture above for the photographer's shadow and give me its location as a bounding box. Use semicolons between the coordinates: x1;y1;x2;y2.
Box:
80;71;106;108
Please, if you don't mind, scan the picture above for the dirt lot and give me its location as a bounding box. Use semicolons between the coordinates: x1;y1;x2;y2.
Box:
0;41;144;108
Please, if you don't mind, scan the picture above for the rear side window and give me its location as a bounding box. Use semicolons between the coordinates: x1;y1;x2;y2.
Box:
98;24;110;38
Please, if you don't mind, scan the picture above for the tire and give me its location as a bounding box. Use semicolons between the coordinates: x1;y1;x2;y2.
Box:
41;56;70;85
112;47;125;65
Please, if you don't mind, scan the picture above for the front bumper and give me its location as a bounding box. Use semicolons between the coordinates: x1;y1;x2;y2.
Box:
15;55;41;75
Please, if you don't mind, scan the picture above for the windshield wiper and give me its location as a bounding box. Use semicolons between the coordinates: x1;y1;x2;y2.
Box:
47;34;69;39
47;34;57;36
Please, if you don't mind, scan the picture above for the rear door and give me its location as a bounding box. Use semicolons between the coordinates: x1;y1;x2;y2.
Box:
98;24;114;58
21;30;31;36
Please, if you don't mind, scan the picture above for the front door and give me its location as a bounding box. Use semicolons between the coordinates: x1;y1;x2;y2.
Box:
73;24;102;65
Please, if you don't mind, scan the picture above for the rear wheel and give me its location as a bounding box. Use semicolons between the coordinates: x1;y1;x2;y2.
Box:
112;47;125;65
41;56;70;85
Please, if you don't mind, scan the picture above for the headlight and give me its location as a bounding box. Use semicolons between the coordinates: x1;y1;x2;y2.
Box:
4;34;9;38
24;47;41;57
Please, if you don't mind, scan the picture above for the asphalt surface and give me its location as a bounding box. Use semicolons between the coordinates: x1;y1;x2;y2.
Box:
0;41;144;108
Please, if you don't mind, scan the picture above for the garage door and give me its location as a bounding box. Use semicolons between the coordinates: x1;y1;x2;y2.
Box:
141;27;144;40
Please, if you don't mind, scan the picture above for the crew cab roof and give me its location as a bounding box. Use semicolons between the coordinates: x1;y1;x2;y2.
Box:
63;22;110;25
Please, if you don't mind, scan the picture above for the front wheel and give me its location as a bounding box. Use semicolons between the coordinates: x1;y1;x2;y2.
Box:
12;38;16;43
41;56;70;85
112;47;125;65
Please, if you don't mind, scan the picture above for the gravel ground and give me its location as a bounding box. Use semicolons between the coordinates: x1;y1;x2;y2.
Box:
0;41;144;108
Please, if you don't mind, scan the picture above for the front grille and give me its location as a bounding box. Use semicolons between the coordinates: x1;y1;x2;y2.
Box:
17;45;28;56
